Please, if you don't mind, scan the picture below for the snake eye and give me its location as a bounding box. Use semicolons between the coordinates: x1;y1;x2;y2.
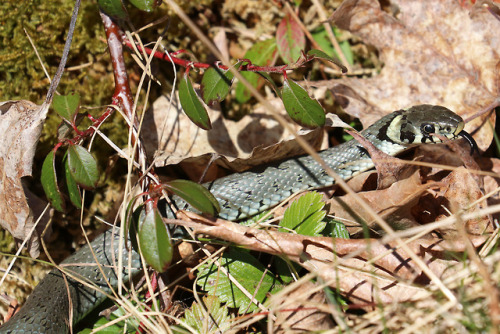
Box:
422;124;435;134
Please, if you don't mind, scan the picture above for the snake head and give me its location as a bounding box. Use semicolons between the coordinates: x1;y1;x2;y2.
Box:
385;104;478;155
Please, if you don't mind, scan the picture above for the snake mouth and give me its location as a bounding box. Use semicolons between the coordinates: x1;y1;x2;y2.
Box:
458;130;478;155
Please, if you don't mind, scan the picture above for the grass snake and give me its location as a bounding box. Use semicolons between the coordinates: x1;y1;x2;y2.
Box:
0;105;477;333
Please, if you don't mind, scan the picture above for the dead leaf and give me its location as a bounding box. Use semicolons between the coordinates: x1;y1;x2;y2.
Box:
169;215;487;308
322;0;497;151
427;167;493;236
142;94;326;172
327;170;429;235
0;101;50;257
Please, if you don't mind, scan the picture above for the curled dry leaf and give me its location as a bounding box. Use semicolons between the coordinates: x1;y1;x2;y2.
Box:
321;0;497;150
170;214;487;308
142;94;326;172
0;101;50;257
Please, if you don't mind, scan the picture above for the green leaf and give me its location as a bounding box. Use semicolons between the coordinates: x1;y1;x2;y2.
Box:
67;145;99;189
256;72;282;99
307;49;347;73
282;78;326;128
178;72;211;130
138;208;172;272
235;39;277;103
52;92;80;121
276;13;305;63
311;25;353;65
201;64;238;106
124;199;143;251
197;248;278;313
129;0;158;12
235;72;259;104
279;192;326;236
77;301;141;333
63;153;82;209
324;218;350;239
41;151;65;212
165;180;220;216
97;0;128;19
181;296;232;333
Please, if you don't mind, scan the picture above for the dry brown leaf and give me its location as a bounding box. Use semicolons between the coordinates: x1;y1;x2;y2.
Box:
323;0;497;151
172;214;487;307
327;170;429;235
142;94;326;171
0;101;50;257
429;167;493;236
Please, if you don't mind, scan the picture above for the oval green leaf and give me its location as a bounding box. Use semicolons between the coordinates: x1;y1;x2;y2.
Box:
139;208;172;272
63;152;82;209
276;13;305;64
281;78;325;128
67;145;99;189
201;65;237;106
41;151;65;212
165;179;220;217
123;197;143;251
178;72;212;130
53;92;80;121
307;49;347;73
129;0;158;12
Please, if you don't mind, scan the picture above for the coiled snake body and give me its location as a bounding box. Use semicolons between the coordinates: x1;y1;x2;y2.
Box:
0;105;477;333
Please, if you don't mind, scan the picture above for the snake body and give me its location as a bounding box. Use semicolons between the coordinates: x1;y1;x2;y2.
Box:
0;105;476;333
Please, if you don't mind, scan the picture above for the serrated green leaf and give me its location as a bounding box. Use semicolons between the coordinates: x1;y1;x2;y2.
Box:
165;180;220;217
97;0;128;19
63;153;82;209
179;72;211;130
276;13;305;63
129;0;158;12
235;39;277;103
41;151;65;212
325;218;350;239
282;79;326;128
67;145;99;189
198;248;279;313
53;92;80;121
307;49;347;73
279;192;326;236
182;296;232;334
139;209;172;272
201;64;238;105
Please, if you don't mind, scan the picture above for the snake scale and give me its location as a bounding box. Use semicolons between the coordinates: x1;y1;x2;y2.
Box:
0;105;477;333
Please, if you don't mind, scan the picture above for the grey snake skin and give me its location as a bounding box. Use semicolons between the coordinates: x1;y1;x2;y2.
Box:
0;105;477;333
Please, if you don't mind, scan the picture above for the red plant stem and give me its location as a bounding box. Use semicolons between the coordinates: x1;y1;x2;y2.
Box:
123;37;310;73
101;13;137;132
100;11;156;206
